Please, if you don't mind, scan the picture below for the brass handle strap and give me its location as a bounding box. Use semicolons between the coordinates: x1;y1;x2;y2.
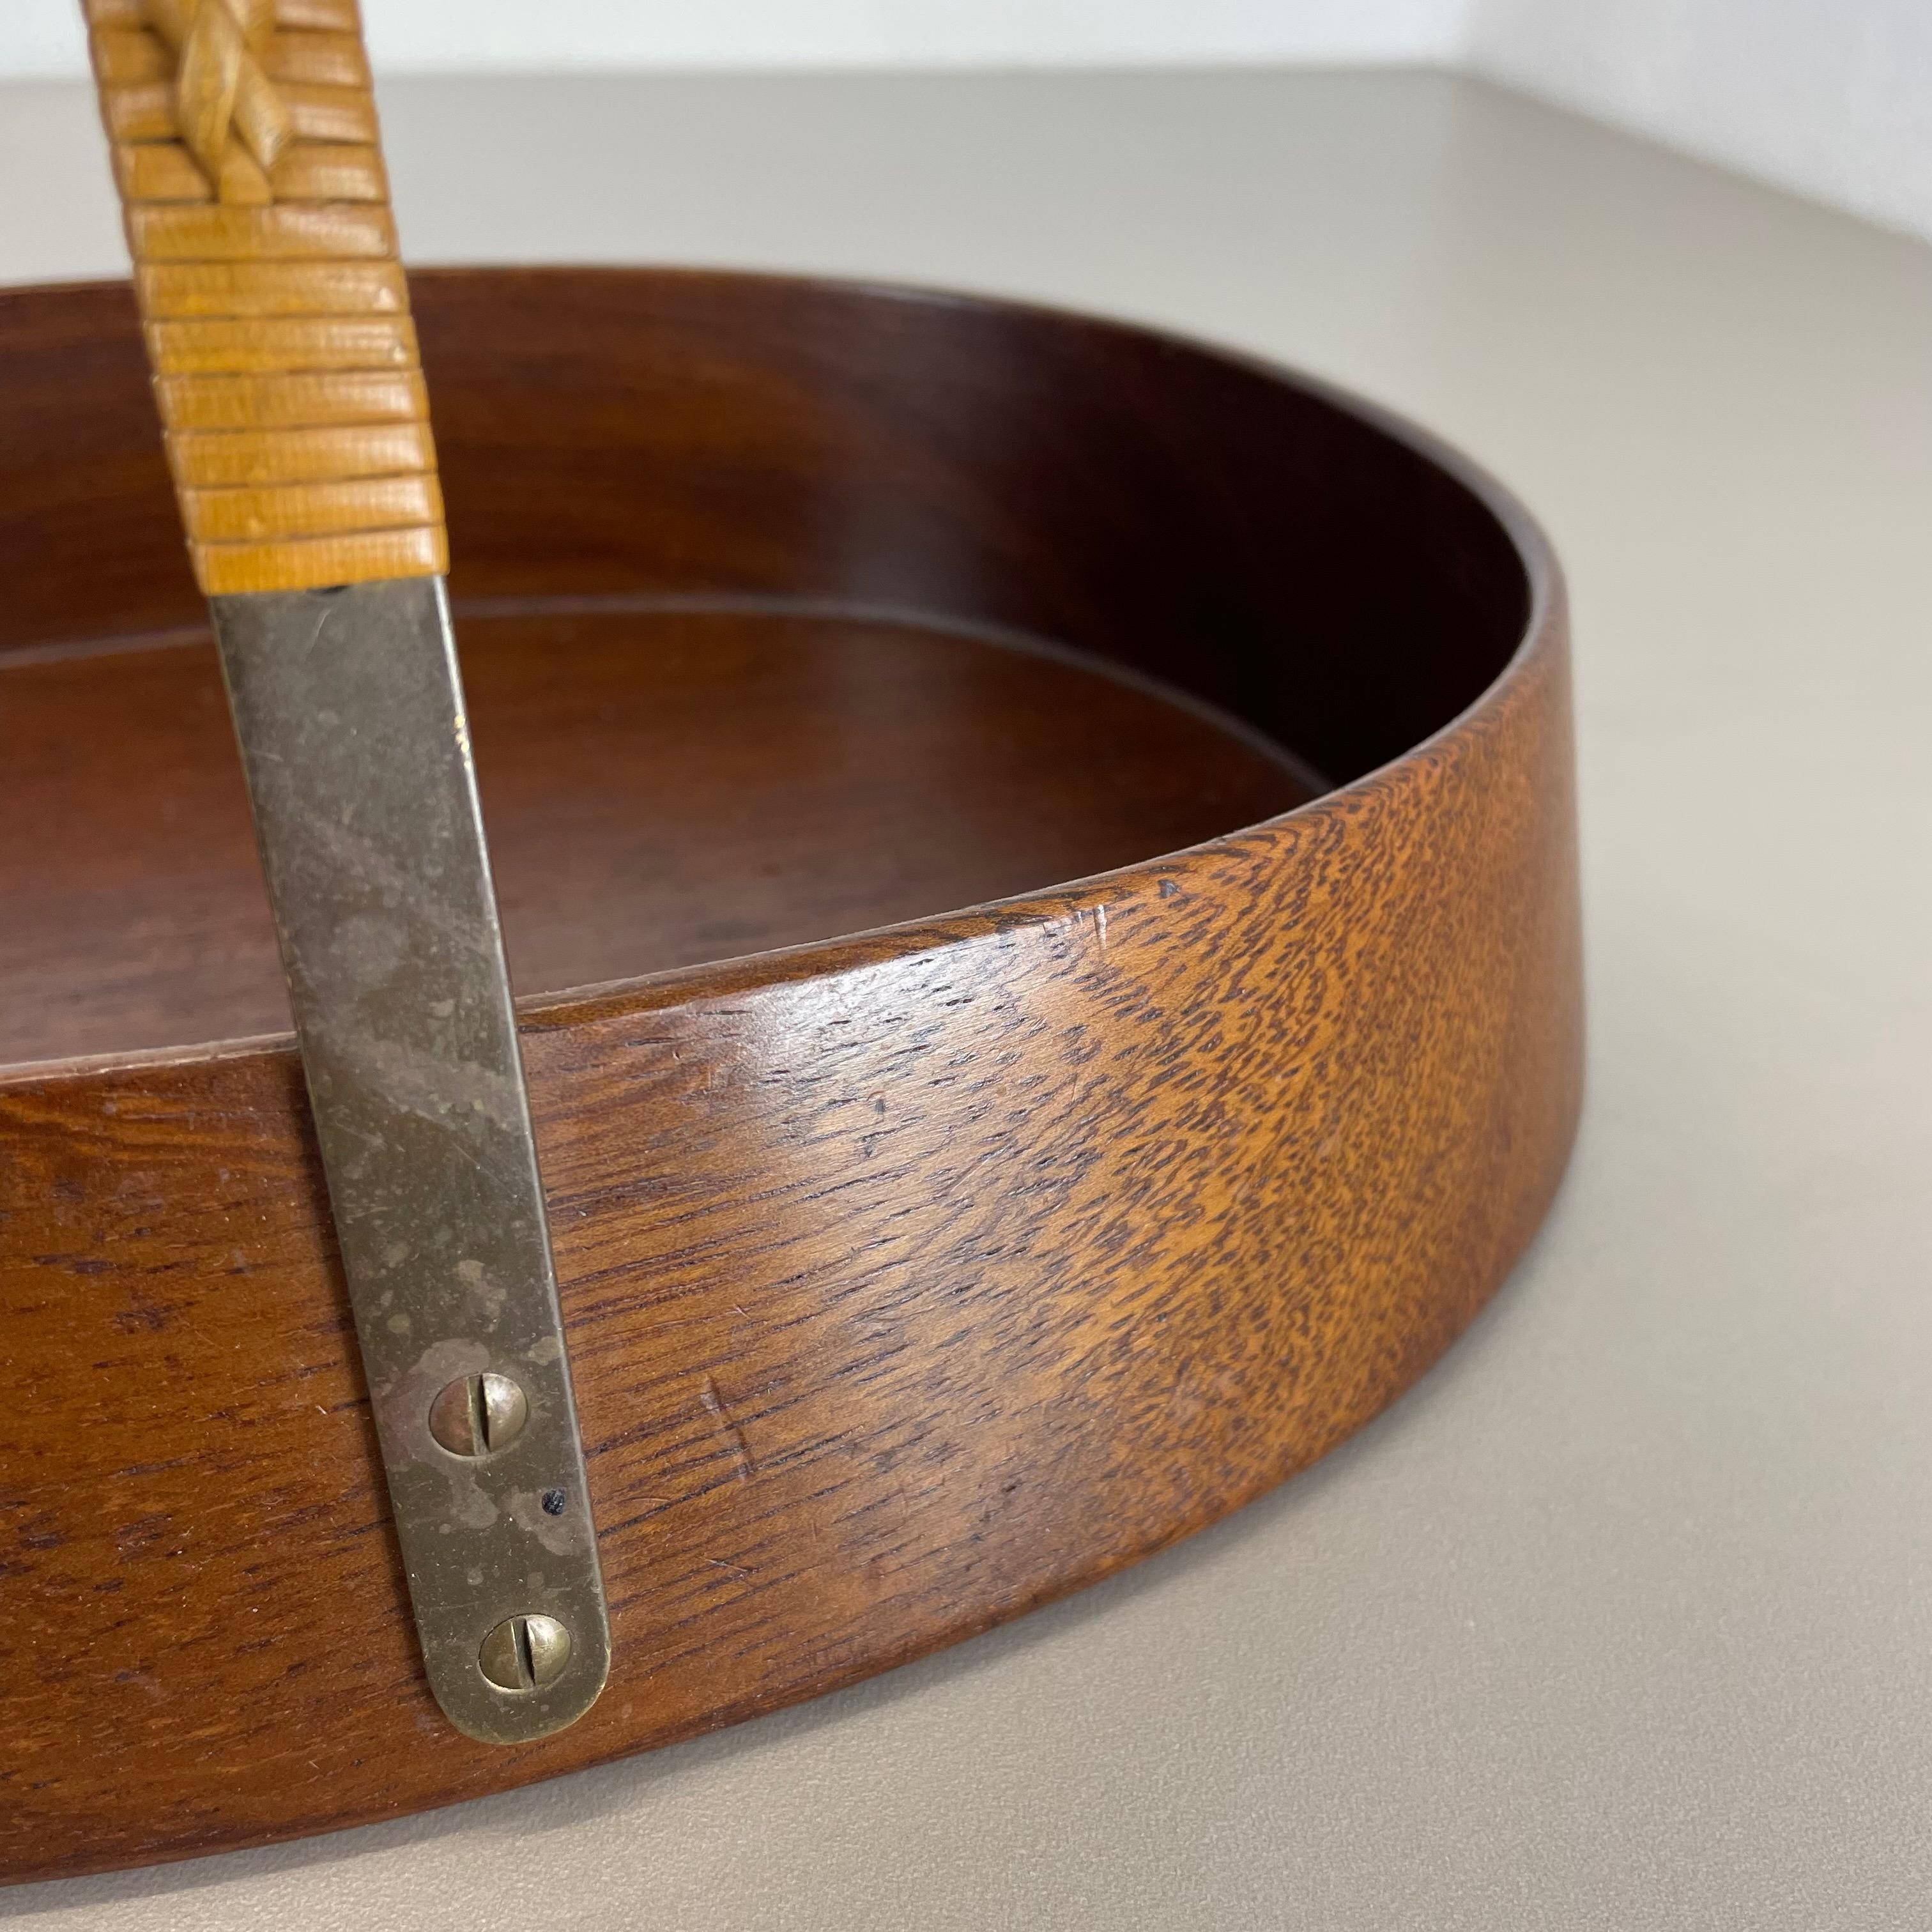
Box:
83;0;447;595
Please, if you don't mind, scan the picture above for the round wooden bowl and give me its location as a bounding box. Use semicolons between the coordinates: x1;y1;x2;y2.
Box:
0;268;1581;1882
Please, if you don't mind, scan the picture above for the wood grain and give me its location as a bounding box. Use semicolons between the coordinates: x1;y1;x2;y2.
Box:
0;606;1315;1066
0;269;1582;1882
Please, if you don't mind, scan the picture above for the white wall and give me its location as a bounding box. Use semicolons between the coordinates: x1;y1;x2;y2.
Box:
1464;0;1932;246
5;0;1928;243
0;1;1467;73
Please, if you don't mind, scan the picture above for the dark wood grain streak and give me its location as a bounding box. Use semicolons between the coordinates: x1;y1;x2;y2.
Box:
0;270;1581;1882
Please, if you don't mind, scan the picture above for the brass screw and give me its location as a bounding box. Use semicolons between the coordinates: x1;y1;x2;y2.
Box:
479;1614;571;1692
428;1372;527;1457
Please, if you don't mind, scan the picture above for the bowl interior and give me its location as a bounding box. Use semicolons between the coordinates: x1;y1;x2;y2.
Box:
0;270;1531;1066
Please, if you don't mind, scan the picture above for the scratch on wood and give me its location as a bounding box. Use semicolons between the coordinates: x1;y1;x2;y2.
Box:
700;1374;756;1482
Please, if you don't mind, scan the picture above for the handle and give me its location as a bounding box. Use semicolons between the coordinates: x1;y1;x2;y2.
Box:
84;0;446;595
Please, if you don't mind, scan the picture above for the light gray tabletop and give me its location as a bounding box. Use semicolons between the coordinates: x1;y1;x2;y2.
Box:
7;67;1929;1932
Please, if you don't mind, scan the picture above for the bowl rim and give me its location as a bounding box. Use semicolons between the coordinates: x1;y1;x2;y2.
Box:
0;263;1564;1085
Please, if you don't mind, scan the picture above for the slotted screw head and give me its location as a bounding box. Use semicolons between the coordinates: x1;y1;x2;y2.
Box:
428;1372;528;1457
479;1614;572;1692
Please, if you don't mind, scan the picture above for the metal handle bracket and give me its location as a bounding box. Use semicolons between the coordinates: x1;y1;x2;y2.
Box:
214;576;610;1744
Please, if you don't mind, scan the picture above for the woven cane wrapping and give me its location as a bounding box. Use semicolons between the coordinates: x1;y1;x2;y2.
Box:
84;0;446;594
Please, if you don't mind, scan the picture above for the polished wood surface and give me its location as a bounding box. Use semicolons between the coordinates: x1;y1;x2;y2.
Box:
82;0;446;593
2;605;1315;1064
0;269;1581;1882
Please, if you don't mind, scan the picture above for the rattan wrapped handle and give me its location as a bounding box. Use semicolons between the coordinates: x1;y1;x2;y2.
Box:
83;0;446;595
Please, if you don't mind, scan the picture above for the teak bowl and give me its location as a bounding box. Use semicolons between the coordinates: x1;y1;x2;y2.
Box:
0;268;1581;1881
